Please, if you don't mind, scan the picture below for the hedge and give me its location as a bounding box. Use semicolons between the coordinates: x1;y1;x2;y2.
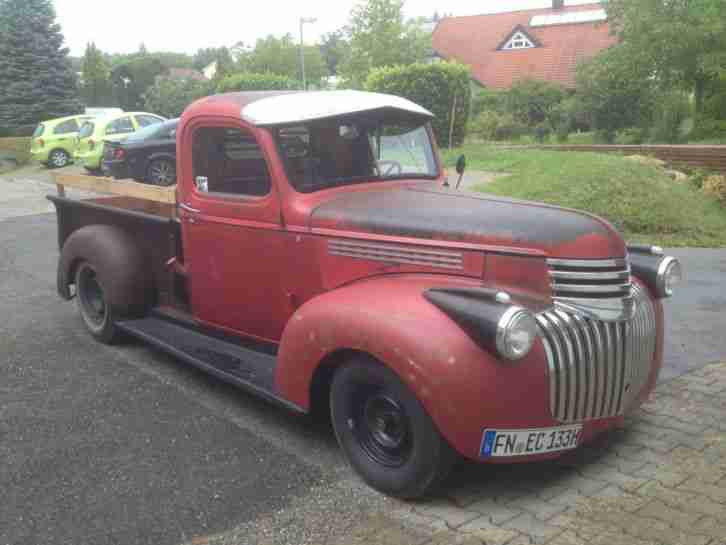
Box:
365;62;472;148
216;73;300;93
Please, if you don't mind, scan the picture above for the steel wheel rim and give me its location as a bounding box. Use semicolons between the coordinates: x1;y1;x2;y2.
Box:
150;161;175;186
78;265;107;329
51;151;68;167
352;388;412;468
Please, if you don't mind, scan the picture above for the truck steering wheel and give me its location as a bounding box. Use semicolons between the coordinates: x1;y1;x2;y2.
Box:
378;160;403;177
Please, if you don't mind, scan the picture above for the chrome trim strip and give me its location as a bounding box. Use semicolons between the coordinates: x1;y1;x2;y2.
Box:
552;282;632;294
328;240;464;270
547;258;628;268
550;269;630;281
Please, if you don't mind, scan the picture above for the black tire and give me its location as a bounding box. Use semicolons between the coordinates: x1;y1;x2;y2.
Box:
74;261;122;344
48;149;70;169
146;159;176;186
330;355;457;499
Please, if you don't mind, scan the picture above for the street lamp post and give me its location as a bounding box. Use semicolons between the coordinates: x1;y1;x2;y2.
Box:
299;16;317;90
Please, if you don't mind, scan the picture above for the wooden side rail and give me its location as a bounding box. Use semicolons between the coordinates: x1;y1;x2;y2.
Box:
52;173;177;204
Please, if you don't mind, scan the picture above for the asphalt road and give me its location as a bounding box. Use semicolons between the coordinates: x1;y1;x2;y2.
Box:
1;170;725;544
0;214;343;545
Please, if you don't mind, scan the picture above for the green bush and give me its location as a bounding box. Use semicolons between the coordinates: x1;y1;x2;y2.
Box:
471;87;506;117
216;72;300;93
649;91;693;143
143;76;214;119
365;62;472;148
503;79;567;127
494;117;528;141
468;111;504;141
690;116;726;141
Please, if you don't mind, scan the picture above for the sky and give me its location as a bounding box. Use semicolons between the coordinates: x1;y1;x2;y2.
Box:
54;0;600;57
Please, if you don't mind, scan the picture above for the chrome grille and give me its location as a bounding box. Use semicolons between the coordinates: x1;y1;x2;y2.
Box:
548;257;631;300
537;283;657;423
328;240;464;270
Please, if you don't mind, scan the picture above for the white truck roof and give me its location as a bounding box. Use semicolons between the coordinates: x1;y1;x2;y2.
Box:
240;90;434;126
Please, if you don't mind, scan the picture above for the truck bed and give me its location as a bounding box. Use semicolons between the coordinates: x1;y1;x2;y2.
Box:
48;193;185;310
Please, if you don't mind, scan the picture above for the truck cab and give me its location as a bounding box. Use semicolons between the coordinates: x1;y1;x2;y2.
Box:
50;91;682;499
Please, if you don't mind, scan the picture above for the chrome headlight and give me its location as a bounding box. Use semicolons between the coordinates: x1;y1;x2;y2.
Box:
657;256;682;297
496;307;538;361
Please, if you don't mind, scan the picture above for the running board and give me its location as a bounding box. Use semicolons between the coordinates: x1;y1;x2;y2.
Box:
117;316;305;414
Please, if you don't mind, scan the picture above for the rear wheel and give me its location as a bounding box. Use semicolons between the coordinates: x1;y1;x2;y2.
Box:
75;261;121;344
146;159;176;186
49;149;70;169
330;356;457;499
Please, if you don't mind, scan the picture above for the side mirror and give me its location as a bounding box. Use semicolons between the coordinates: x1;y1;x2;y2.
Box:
456;154;467;175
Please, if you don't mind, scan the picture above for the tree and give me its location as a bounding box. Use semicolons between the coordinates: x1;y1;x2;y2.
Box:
340;0;429;88
80;43;113;107
503;79;567;127
244;34;328;86
144;77;212;119
0;0;83;134
111;55;166;111
606;0;726;112
193;47;234;78
576;46;657;143
319;31;351;76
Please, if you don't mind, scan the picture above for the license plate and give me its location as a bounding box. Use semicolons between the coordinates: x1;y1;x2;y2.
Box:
480;425;583;458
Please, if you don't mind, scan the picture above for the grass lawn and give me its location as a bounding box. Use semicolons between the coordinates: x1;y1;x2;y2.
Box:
441;144;726;248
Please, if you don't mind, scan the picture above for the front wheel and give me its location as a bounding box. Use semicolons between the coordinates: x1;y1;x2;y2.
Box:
48;149;70;169
75;261;122;344
330;356;457;499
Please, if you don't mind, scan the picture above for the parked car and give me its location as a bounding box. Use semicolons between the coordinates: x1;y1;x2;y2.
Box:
49;90;681;499
30;114;95;168
102;119;178;186
75;112;166;173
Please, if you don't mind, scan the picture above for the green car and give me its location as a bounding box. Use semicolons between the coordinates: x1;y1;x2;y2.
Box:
75;112;166;173
30;115;95;168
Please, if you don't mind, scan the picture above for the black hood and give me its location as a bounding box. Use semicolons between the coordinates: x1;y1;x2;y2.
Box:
310;185;626;258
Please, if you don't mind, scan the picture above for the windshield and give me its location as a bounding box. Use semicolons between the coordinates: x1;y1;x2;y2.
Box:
126;119;178;142
33;124;45;137
274;118;438;193
78;122;94;139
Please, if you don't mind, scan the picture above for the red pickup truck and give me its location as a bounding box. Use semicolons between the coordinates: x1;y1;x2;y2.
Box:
50;90;681;498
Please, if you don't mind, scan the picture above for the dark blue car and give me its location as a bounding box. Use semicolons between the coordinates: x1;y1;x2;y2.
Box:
102;118;179;186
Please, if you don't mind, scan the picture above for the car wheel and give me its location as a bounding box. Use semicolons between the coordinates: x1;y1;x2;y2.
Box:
75;261;122;344
49;149;70;169
146;159;176;186
330;355;457;499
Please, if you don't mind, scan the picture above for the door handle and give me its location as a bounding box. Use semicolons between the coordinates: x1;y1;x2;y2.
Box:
179;203;200;214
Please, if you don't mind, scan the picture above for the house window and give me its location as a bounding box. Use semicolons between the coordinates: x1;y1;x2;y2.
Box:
502;31;536;50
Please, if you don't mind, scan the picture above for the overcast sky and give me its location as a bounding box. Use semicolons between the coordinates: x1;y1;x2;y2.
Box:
54;0;600;57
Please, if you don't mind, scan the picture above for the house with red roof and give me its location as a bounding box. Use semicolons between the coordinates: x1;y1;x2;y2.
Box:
431;1;617;89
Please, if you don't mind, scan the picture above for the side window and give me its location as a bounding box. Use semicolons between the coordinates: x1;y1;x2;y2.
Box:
106;117;135;135
192;126;271;197
136;115;163;128
53;119;78;135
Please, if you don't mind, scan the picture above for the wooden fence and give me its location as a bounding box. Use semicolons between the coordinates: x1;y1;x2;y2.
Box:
519;144;726;172
0;137;31;164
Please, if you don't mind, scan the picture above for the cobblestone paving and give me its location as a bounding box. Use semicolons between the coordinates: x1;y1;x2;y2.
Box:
331;362;726;545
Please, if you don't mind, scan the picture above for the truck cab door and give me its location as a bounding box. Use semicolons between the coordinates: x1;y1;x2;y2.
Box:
178;118;291;342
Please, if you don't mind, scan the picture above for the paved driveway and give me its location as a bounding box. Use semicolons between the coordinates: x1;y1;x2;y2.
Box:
1;168;725;545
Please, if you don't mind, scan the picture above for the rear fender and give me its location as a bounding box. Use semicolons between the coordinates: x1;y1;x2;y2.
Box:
58;224;154;313
276;275;551;459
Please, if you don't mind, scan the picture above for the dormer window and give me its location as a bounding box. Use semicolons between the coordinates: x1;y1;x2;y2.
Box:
502;31;536;50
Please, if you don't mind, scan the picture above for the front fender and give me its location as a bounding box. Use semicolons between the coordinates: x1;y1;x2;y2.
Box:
276;274;551;460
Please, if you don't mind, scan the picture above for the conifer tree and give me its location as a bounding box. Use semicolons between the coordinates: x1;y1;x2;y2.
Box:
0;0;83;133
